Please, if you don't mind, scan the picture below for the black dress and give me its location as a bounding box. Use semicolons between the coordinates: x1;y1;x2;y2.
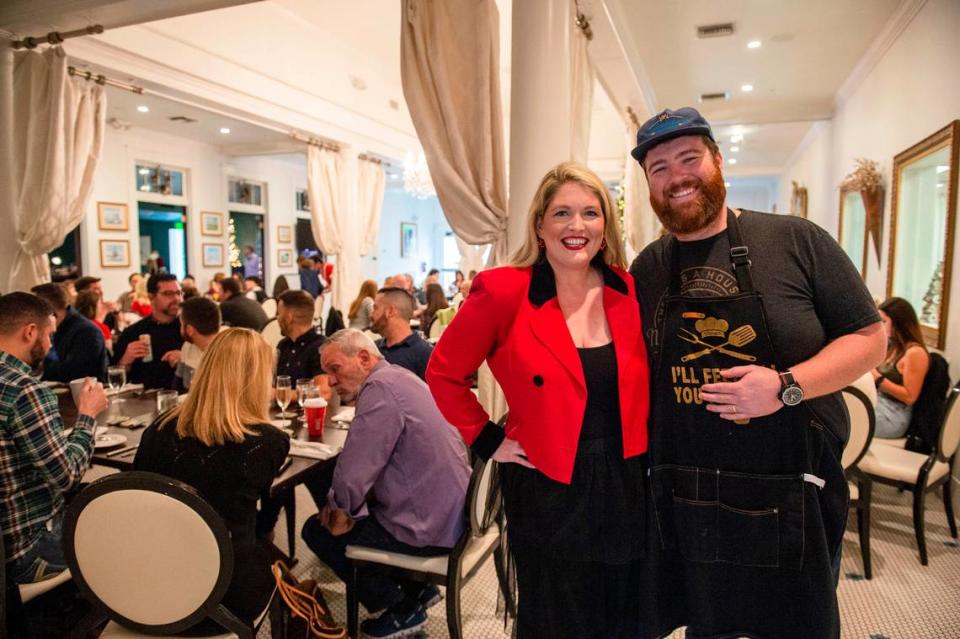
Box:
134;419;289;634
501;342;645;639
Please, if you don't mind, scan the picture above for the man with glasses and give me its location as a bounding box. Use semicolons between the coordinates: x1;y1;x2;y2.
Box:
113;274;184;389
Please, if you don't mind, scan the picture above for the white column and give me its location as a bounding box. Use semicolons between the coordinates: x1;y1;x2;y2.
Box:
507;0;574;255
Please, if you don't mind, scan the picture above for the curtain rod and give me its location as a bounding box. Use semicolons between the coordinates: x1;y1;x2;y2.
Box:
68;66;342;152
358;153;393;168
574;3;593;41
14;25;104;50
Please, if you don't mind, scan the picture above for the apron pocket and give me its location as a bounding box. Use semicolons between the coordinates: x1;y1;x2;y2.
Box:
651;465;805;570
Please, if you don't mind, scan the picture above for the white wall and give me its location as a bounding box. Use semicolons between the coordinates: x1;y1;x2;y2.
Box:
778;0;960;366
727;176;780;214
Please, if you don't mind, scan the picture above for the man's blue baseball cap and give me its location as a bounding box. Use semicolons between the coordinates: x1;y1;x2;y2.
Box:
630;107;715;165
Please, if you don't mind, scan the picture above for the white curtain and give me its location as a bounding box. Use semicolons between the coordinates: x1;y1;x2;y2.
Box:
570;21;594;164
400;0;509;266
357;159;385;257
306;144;350;310
5;46;105;291
623;127;659;254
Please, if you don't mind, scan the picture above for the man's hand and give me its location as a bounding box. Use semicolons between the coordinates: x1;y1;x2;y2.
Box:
320;505;355;536
119;340;149;367
77;378;109;419
161;350;182;368
701;365;783;421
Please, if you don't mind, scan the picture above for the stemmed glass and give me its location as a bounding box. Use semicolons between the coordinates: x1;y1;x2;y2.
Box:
276;375;293;429
296;378;314;422
107;366;126;420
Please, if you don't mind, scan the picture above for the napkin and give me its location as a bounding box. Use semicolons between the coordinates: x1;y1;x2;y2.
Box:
288;439;340;460
330;407;355;423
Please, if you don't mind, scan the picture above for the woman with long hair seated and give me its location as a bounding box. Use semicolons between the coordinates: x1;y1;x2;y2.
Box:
347;279;378;330
871;297;930;438
421;283;449;336
134;328;289;633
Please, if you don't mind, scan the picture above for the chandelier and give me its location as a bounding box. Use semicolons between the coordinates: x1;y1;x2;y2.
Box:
403;150;436;199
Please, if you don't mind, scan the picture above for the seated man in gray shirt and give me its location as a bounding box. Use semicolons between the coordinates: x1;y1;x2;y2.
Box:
302;329;469;639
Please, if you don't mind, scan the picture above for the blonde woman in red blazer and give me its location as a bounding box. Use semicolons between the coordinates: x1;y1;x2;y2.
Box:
427;163;650;639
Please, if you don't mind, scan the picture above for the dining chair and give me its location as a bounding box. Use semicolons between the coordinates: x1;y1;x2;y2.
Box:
344;455;514;639
260;317;283;349
858;384;960;565
63;472;271;638
841;382;877;578
260;297;278;318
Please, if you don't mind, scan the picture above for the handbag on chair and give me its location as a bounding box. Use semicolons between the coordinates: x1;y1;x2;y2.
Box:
272;561;346;639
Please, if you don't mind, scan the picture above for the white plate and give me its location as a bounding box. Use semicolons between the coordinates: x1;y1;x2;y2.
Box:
94;433;127;449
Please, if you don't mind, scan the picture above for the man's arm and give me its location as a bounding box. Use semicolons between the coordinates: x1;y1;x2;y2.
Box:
702;322;886;420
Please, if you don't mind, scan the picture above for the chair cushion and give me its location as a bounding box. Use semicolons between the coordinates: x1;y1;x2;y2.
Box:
848;481;858;501
18;569;71;604
346;528;500;577
873;437;907;449
858;444;950;486
99;620;238;638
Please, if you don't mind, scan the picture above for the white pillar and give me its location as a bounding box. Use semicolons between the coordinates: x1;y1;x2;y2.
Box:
507;0;574;255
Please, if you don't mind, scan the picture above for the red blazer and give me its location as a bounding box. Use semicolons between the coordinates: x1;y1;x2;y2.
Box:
427;262;650;484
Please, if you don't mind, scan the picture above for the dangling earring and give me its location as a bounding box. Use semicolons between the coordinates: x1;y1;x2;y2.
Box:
537;237;545;249
600;238;607;251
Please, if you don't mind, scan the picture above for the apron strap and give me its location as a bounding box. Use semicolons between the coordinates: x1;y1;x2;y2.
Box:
667;209;756;294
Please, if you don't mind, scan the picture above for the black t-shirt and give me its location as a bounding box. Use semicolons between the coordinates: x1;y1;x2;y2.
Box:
276;328;326;381
113;316;184;389
631;210;880;439
134;419;289;624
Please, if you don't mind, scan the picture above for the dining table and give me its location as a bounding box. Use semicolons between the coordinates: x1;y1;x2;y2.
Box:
57;385;350;560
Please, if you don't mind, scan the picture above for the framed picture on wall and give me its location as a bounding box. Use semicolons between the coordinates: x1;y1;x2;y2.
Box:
400;222;417;257
277;248;294;268
97;202;129;231
202;243;224;267
277;225;292;244
99;240;130;267
201;211;223;236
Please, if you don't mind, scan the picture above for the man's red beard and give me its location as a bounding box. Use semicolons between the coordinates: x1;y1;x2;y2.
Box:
649;167;727;235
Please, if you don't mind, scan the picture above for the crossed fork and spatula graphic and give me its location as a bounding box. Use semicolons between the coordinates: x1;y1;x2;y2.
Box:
678;325;758;363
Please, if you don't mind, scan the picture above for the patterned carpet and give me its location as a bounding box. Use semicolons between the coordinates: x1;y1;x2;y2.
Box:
272;473;960;639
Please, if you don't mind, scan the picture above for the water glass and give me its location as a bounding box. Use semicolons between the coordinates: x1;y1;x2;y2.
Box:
157;390;178;413
296;378;314;418
107;366;126;404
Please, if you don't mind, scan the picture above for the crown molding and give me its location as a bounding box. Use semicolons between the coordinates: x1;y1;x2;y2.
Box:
782;120;831;173
834;0;927;109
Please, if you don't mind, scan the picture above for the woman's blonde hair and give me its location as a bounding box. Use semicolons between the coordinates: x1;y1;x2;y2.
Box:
348;279;379;320
160;328;274;446
133;276;150;302
510;162;626;269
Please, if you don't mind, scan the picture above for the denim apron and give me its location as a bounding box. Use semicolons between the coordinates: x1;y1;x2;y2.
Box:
646;211;843;639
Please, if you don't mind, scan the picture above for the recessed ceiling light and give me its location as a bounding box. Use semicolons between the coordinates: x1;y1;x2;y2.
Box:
730;146;740;153
137;105;149;113
741;84;754;92
747;40;762;49
728;158;737;165
219;127;231;134
724;181;731;187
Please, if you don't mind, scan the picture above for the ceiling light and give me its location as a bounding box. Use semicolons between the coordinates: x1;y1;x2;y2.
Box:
219;127;231;134
730;146;740;153
731;134;743;144
741;84;754;92
137;105;149;113
728;158;737;165
747;40;762;49
724;181;731;187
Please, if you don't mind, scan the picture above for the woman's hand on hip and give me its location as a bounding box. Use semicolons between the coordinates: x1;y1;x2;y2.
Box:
492;438;535;468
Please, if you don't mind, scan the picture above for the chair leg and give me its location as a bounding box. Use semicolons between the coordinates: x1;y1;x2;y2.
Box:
943;478;958;539
913;486;928;566
493;540;517;618
445;569;463;639
856;481;872;580
283;488;297;559
347;562;359;639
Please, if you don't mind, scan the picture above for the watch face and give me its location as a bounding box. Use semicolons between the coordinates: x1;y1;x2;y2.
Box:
782;386;804;406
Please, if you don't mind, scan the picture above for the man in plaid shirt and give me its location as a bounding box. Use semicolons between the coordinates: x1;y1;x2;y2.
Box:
0;292;108;583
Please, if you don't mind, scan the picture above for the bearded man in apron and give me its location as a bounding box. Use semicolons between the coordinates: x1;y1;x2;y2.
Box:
628;107;887;639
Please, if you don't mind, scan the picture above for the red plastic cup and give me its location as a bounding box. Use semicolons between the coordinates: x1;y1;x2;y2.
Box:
304;397;328;438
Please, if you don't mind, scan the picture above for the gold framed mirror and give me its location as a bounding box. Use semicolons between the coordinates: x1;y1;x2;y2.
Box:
886;120;959;350
838;188;868;279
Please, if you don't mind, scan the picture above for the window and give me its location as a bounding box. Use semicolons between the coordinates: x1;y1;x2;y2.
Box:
136;164;184;196
296;189;310;212
228;178;265;206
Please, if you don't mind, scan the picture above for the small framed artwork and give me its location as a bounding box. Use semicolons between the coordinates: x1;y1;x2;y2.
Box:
277;248;294;268
202;243;224;267
277;225;292;244
97;202;128;231
400;222;417;257
201;211;223;236
99;240;130;267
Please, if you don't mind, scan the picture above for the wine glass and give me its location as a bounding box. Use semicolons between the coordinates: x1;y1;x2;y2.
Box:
107;366;126;412
276;375;293;429
296;378;314;421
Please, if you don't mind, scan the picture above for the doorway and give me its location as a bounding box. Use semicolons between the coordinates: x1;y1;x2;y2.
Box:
229;211;265;279
138;202;187;279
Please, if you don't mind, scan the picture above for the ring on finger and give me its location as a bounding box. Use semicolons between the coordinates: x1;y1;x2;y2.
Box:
730;405;737;416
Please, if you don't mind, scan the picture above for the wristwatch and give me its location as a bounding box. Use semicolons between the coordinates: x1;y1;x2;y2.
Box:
778;370;804;406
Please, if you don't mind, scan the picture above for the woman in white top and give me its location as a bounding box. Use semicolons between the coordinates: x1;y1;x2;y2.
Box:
347;279;378;330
